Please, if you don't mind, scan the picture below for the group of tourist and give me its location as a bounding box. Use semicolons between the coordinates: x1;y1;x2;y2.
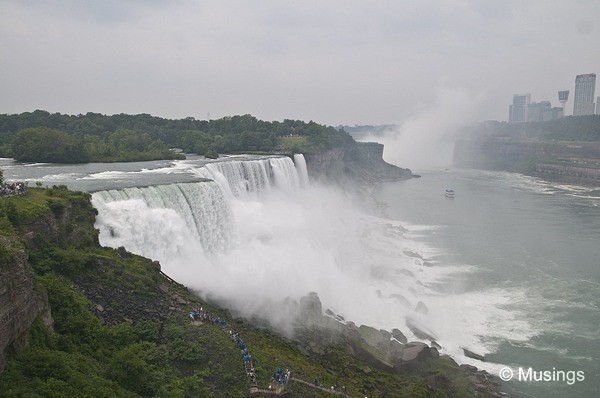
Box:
312;378;347;394
0;181;27;197
269;367;291;390
189;306;352;395
189;307;228;327
230;330;257;384
189;307;258;385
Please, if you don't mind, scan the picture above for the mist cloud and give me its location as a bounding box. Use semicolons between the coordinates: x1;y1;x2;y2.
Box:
361;86;483;171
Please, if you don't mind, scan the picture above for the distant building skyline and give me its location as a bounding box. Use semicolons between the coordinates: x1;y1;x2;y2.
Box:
509;93;530;123
509;73;596;122
573;73;596;116
527;101;563;122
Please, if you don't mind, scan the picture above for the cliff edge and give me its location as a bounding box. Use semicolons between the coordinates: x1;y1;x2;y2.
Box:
0;237;51;372
304;142;413;185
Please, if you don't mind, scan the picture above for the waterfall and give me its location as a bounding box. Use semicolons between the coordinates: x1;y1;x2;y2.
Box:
91;153;470;359
204;159;272;197
203;156;305;197
270;157;300;191
92;181;232;256
294;154;309;187
92;155;309;258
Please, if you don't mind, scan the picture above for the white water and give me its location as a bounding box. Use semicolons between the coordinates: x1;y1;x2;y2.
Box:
90;154;520;374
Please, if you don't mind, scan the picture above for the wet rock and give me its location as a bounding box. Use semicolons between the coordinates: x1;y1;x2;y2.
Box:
389;293;411;308
463;348;485;361
406;318;438;341
299;292;323;325
358;325;389;348
415;301;429;315
403;250;423;259
391;328;408;344
401;341;429;361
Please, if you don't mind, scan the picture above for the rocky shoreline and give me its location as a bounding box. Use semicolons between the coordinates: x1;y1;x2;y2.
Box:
289;292;506;398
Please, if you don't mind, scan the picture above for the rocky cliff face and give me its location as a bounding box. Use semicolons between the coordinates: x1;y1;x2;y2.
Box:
0;191;96;372
304;142;413;185
454;139;600;185
0;237;51;372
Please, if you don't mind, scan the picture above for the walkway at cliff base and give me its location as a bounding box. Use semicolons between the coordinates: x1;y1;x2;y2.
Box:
188;308;352;397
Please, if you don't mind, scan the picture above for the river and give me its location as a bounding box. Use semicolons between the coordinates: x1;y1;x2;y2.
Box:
376;168;599;397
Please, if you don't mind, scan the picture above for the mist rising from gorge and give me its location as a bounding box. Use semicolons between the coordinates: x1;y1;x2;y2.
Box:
356;86;483;171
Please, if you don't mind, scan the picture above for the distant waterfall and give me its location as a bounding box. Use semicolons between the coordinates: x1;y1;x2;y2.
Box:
204;156;306;197
294;154;309;187
204;159;272;197
270;157;300;191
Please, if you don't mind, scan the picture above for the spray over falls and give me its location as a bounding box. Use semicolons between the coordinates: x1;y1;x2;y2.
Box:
92;154;480;363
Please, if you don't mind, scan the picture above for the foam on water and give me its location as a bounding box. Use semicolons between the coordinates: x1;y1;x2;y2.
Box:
81;170;131;180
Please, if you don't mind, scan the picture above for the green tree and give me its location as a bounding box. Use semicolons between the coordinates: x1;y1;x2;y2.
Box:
11;127;90;163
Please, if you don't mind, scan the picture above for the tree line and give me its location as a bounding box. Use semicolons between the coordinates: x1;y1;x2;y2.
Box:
0;111;355;163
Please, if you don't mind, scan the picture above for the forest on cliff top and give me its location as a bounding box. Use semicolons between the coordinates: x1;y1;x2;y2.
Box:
0;111;354;163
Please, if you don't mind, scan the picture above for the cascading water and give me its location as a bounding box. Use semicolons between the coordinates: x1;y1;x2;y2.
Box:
203;159;272;196
200;156;302;197
92;182;232;265
91;154;484;368
293;153;309;187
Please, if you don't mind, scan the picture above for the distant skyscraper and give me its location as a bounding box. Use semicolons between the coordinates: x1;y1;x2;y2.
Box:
573;73;596;116
527;101;563;122
558;90;569;112
509;93;531;122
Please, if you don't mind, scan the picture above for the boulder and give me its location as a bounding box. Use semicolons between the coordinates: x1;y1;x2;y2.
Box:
415;301;429;315
391;328;408;344
401;341;430;362
396;341;436;369
406;318;438;341
389;294;412;308
358;325;389;348
299;292;323;325
463;348;485;361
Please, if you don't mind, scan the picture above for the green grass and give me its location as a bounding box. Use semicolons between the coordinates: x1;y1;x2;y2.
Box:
276;136;311;153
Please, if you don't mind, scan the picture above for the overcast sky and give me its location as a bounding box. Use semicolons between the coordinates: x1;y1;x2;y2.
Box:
1;0;598;126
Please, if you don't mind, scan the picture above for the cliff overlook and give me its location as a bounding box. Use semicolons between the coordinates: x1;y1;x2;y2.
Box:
305;142;413;185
